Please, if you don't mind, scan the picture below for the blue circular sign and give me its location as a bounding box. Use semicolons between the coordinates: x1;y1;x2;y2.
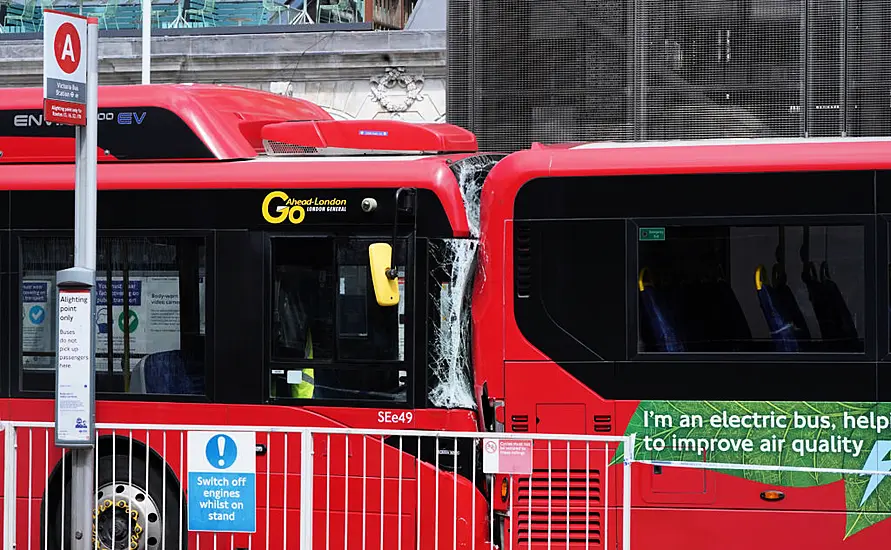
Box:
29;305;46;325
205;434;237;469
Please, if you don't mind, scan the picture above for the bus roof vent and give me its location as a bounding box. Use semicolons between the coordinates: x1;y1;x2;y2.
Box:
264;140;320;156
260;120;478;156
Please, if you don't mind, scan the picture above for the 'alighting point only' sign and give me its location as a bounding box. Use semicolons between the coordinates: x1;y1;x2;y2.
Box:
43;10;88;125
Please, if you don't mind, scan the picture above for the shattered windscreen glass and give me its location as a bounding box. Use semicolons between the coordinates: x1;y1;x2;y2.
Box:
426;154;504;409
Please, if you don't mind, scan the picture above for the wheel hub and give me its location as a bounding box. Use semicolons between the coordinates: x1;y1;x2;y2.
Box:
92;482;162;550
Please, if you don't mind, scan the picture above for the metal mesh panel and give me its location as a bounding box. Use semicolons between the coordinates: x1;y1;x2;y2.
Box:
848;2;891;136
447;0;473;136
448;0;891;152
638;0;801;140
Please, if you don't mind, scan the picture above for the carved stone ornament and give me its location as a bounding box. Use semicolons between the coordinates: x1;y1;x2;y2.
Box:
269;81;295;97
369;67;425;115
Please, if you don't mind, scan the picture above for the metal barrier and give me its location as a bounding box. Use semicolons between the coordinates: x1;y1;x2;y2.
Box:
0;421;634;550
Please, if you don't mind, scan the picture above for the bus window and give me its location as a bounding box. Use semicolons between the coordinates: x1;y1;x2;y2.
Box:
20;235;207;395
336;237;405;362
637;224;865;354
270;238;336;363
268;236;408;403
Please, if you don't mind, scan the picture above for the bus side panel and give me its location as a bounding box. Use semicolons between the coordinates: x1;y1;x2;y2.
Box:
2;398;486;549
630;505;891;550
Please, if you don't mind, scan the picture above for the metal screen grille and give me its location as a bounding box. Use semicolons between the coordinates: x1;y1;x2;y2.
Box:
448;0;891;152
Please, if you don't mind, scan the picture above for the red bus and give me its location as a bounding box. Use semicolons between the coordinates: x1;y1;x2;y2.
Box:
476;138;891;549
6;82;891;550
0;84;502;550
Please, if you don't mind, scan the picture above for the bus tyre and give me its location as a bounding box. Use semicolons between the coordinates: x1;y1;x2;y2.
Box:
44;453;185;550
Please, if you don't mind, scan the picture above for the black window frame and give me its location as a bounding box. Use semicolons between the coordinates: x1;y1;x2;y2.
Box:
509;169;884;401
884;217;891;362
627;215;878;363
264;231;417;407
878;216;891;402
0;229;9;399
12;229;214;403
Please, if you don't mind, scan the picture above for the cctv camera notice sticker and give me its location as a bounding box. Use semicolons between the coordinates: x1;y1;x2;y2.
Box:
482;439;533;475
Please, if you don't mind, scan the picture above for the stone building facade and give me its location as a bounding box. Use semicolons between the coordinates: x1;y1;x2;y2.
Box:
0;29;446;122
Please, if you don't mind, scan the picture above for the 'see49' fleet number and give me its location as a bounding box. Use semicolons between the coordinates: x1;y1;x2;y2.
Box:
378;411;413;424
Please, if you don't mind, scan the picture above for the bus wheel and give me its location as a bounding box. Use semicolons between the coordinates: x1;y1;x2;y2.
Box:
94;478;162;550
44;453;185;550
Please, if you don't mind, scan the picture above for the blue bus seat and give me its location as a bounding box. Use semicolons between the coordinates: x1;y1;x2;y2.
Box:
142;349;205;395
638;268;685;352
755;265;810;352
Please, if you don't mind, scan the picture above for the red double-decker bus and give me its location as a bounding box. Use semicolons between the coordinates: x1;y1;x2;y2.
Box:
0;84;501;550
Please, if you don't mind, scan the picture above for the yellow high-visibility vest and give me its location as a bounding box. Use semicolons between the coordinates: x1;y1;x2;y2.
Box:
291;329;314;399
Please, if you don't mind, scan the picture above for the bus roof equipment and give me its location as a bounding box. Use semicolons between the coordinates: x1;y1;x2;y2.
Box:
0;84;476;164
261;119;478;156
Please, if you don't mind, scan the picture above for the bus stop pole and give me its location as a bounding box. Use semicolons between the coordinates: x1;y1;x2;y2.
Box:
68;18;99;550
141;0;150;84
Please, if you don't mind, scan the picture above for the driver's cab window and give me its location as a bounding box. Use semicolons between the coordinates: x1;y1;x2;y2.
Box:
268;236;408;402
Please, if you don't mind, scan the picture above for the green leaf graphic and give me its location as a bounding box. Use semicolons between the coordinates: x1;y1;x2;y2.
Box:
613;400;891;538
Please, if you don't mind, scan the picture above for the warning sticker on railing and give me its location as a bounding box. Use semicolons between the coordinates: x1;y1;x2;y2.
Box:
482;439;533;475
187;431;257;533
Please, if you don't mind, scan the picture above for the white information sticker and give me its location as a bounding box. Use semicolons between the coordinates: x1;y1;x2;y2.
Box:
55;288;93;445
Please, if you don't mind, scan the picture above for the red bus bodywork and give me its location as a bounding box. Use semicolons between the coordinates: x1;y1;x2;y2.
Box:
10;81;891;550
0;84;490;550
474;138;891;549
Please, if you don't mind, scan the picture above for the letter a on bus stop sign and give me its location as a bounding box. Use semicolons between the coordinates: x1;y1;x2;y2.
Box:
43;10;88;126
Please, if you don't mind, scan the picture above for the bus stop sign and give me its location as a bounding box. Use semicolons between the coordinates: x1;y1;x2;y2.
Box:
43;10;88;125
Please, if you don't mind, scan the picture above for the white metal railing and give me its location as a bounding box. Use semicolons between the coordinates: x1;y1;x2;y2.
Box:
0;421;635;550
12;416;891;550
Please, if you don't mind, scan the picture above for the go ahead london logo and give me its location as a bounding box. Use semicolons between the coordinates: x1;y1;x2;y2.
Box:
614;401;891;538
